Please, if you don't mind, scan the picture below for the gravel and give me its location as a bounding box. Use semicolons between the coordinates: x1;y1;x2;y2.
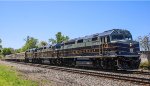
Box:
0;60;146;86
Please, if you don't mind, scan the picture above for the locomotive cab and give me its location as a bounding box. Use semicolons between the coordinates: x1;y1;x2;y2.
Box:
108;29;141;70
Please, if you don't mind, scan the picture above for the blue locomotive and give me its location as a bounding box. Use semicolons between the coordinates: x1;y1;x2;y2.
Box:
25;29;141;70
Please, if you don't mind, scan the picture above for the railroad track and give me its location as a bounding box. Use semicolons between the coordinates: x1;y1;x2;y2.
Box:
100;69;150;76
5;61;150;85
130;70;150;75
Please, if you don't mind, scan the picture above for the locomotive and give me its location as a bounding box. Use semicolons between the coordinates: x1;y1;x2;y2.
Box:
5;29;140;70
24;29;141;70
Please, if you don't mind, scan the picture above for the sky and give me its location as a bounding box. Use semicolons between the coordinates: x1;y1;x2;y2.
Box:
0;1;150;49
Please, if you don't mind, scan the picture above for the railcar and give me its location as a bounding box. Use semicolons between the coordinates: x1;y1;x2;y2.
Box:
5;52;25;61
24;29;141;70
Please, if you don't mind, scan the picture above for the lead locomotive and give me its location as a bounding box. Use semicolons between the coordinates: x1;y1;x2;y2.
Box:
24;29;141;70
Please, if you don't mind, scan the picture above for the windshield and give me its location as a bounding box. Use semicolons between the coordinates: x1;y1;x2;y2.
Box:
124;35;132;40
111;34;132;41
111;29;133;41
112;35;124;40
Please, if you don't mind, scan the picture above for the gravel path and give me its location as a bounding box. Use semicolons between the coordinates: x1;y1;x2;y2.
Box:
0;60;145;86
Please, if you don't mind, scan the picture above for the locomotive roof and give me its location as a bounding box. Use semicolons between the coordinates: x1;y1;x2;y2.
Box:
26;29;132;51
65;29;131;43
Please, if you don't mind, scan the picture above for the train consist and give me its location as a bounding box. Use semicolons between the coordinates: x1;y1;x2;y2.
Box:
5;29;141;70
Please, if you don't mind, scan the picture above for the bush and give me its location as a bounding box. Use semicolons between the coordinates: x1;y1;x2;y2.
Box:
140;61;150;70
0;55;4;59
1;48;13;56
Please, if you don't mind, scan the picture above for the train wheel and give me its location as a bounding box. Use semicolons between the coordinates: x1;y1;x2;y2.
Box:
25;58;28;63
56;58;61;66
71;61;76;67
101;59;107;69
92;60;97;68
49;59;52;65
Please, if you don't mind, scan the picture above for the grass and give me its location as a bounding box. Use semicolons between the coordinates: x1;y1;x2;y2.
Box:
140;61;150;70
0;65;38;86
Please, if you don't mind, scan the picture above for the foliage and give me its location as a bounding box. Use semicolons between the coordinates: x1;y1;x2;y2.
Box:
140;61;150;70
15;49;22;53
138;34;150;51
49;32;69;44
48;38;56;44
38;41;48;47
0;55;4;59
0;39;2;49
0;39;2;56
21;36;38;52
0;65;38;86
1;48;14;56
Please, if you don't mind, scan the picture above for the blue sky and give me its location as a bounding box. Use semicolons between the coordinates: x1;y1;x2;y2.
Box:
0;1;150;49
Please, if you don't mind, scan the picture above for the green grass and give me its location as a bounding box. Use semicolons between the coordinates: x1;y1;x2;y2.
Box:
0;65;38;86
140;61;150;70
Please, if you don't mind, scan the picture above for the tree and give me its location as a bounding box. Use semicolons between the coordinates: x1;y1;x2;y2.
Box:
0;39;2;58
21;36;38;52
0;39;2;54
24;36;30;43
38;41;48;47
49;32;69;44
15;48;22;53
0;39;2;49
138;34;150;51
49;38;56;44
1;48;14;56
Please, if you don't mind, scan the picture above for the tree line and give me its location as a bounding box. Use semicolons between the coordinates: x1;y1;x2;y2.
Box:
0;32;69;58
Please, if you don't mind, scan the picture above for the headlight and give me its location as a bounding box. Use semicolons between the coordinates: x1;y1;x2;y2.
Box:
130;43;132;47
